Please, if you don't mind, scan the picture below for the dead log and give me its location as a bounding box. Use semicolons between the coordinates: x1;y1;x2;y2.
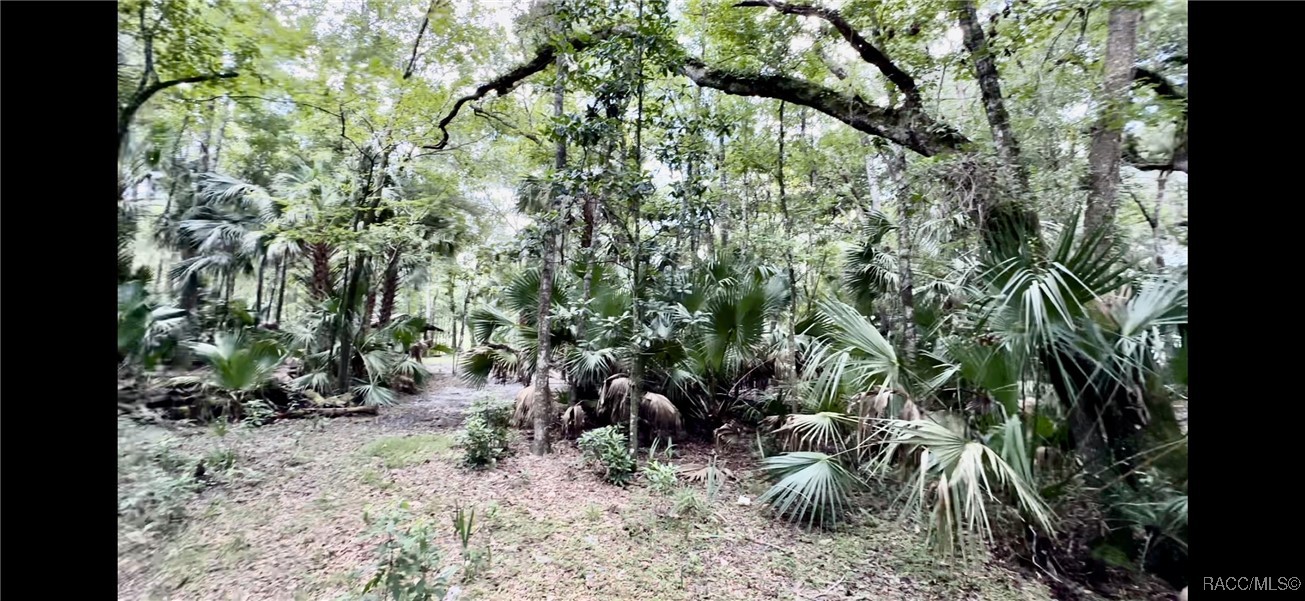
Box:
278;406;379;419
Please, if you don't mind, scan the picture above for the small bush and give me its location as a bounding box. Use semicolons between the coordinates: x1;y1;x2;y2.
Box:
469;397;513;430
459;398;513;469
577;426;637;486
642;460;678;494
670;488;714;523
361;504;457;601
642;439;678;494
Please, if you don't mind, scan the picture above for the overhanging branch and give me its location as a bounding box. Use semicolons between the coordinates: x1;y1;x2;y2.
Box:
734;0;921;107
143;71;240;101
426;29;966;157
422;42;570;150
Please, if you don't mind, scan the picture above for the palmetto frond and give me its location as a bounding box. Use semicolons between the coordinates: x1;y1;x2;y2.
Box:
183;330;285;393
468;306;517;345
805;299;900;407
870;418;1053;556
564;346;619;389
757;451;862;529
774;411;859;452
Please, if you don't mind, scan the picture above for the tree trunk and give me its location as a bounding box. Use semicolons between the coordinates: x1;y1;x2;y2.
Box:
337;147;389;392
274;254;289;324
363;286;377;334
1152;171;1169;270
955;0;1030;195
306;242;333;301
531;29;569;456
458;285;472;352
627;0;648;456
716;132;729;253
337;252;366;391
578;190;598;343
777;101;800;413
1083;7;1141;237
254;252;268;322
884;150;916;363
377;247;403;326
212;101;230;171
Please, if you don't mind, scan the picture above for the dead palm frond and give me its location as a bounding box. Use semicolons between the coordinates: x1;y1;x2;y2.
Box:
512;385;535;428
561;403;587;438
641;392;683;435
599;376;683;434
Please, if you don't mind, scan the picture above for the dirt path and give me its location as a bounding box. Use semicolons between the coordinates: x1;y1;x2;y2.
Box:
378;358;523;430
118;361;1053;601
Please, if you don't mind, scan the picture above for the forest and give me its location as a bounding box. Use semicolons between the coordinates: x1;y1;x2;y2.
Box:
116;0;1188;599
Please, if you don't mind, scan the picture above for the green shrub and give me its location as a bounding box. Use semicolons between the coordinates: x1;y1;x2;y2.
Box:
469;397;512;430
577;426;636;485
642;460;678;494
641;439;678;493
361;504;457;601
458;398;513;469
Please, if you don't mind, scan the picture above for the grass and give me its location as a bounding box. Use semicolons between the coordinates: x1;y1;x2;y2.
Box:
359;467;396;490
362;434;454;468
119;409;1056;601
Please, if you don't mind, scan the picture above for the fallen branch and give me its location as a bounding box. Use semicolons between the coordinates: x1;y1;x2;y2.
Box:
278;406;379;419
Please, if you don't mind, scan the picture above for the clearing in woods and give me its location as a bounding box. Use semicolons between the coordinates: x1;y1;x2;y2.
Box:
117;359;1053;600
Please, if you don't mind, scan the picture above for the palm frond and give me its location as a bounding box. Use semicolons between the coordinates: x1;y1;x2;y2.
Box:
871;418;1053;555
757;451;862;529
352;383;397;407
774;412;859;452
806;299;900;407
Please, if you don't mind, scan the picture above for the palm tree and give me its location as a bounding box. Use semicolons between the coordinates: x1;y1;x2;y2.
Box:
168;173;275;322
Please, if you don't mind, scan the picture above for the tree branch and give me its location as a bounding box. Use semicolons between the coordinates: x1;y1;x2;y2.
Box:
403;0;439;80
681;58;964;155
734;0;921;107
119;71;240;151
426;29;967;157
1133;67;1184;101
422;44;564;150
472;106;542;145
142;72;240;101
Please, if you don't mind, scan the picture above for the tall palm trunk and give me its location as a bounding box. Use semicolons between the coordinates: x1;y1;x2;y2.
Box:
306;242;333;301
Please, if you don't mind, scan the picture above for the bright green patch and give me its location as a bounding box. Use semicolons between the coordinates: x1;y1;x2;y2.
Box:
363;434;454;468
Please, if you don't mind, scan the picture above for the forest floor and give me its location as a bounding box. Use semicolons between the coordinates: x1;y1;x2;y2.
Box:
118;359;1060;601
